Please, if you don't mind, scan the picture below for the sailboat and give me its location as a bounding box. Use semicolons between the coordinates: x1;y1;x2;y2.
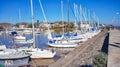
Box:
47;0;78;48
66;3;88;42
85;12;101;38
0;43;31;66
74;5;93;39
13;35;33;44
0;48;31;67
13;9;33;44
23;29;32;35
18;0;56;59
0;28;31;66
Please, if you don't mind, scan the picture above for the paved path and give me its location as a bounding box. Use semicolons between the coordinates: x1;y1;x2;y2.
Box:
108;29;120;67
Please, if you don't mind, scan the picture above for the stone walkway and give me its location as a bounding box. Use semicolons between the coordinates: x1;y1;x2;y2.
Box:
108;29;120;67
49;29;107;67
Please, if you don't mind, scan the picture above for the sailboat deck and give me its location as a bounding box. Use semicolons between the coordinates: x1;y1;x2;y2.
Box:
0;50;31;59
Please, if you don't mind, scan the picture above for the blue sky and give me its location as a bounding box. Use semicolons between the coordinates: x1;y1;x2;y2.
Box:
0;0;120;25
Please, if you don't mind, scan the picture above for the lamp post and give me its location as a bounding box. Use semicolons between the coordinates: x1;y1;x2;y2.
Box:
115;12;119;29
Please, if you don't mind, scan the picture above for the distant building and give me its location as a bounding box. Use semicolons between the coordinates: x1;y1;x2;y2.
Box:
17;22;29;28
50;22;65;28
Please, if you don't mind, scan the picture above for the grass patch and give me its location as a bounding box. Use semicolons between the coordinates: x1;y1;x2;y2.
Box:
93;52;107;67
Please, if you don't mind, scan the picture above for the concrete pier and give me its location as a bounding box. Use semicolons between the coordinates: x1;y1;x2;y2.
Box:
108;29;120;67
49;29;107;67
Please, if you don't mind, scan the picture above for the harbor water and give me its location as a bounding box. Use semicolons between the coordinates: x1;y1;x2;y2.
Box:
0;33;48;48
0;32;73;66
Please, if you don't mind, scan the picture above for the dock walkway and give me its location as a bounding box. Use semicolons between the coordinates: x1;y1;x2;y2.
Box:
108;29;120;67
49;29;107;67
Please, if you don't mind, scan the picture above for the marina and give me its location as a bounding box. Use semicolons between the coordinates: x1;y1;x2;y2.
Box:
0;27;105;67
0;0;120;67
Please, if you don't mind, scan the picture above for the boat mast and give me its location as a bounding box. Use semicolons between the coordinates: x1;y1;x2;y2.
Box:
92;12;95;27
39;0;47;22
18;8;21;23
61;0;64;55
18;8;24;35
61;0;64;35
83;8;87;23
88;9;90;26
85;8;88;23
80;5;83;32
30;0;35;48
39;0;53;40
67;0;70;32
88;9;90;32
74;3;77;32
76;4;79;31
95;15;99;30
83;8;87;33
38;0;49;30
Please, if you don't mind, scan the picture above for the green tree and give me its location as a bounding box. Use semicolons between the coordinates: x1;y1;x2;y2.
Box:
27;24;32;28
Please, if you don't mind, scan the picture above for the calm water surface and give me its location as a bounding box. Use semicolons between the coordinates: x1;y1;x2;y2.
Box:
0;33;74;66
0;33;48;48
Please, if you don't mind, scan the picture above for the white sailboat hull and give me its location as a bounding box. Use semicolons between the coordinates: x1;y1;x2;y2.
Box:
14;35;33;44
0;49;31;67
29;50;56;58
18;48;56;59
23;29;32;34
48;43;78;48
14;39;33;44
